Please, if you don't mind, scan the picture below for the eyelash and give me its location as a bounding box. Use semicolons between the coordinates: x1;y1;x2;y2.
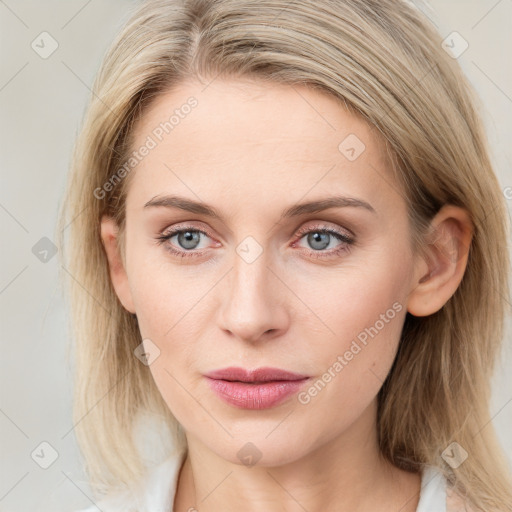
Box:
154;223;354;260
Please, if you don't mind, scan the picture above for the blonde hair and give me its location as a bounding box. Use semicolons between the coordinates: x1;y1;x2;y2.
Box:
56;0;512;509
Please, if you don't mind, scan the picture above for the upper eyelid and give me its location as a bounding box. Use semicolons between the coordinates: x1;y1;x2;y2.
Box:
295;222;353;237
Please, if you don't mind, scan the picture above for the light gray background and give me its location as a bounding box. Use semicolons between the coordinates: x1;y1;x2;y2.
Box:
1;1;511;510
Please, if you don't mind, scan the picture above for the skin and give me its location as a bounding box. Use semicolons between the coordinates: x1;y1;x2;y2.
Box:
101;77;473;512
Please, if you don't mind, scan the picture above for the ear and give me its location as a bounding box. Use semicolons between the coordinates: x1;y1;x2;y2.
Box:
407;205;473;317
100;215;136;314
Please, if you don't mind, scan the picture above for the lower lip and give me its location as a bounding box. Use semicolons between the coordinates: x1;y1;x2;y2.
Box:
205;377;310;410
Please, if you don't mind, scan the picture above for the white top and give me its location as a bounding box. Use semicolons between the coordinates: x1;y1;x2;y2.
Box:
76;452;455;512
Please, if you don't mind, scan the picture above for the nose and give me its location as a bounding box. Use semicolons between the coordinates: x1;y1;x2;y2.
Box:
217;248;290;344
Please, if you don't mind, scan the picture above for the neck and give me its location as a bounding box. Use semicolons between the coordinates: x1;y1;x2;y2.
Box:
173;399;421;512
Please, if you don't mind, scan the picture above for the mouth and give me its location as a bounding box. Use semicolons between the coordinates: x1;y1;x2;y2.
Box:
204;367;311;409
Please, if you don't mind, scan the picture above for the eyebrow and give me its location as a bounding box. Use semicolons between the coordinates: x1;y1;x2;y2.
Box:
143;194;376;218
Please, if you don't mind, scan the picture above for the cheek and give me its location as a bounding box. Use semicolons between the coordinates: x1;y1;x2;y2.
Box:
293;297;405;438
133;275;210;429
127;254;215;389
127;245;204;340
310;248;409;346
295;250;410;412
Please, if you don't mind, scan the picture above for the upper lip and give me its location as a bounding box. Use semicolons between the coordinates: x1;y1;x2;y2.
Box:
204;366;309;383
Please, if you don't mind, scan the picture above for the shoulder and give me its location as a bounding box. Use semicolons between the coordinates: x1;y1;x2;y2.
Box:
71;450;187;512
416;465;479;512
71;491;137;512
446;485;477;512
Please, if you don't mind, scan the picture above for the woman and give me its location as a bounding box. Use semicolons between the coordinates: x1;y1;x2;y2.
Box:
57;0;512;510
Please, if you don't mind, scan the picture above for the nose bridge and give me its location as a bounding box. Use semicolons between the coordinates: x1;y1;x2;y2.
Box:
218;235;288;341
232;242;270;301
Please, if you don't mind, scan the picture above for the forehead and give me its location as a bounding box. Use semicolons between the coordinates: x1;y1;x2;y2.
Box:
126;77;401;216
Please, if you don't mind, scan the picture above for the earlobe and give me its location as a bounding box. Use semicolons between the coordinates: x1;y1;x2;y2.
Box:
407;205;473;317
100;215;136;314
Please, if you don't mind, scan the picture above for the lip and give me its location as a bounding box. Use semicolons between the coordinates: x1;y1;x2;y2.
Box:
204;366;309;382
204;366;310;410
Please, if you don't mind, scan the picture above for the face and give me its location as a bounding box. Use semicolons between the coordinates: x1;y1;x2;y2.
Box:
105;77;422;466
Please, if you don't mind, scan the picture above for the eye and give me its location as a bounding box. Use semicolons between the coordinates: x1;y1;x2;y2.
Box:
155;225;217;259
292;223;354;259
154;222;355;260
167;229;203;250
